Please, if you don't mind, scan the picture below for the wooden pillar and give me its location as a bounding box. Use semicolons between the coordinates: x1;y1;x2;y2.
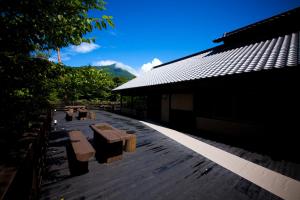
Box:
120;94;123;113
192;92;196;129
169;93;171;124
131;96;133;109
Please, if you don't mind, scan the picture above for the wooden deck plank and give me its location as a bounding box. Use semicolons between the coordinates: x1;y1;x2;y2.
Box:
141;121;300;200
40;111;300;200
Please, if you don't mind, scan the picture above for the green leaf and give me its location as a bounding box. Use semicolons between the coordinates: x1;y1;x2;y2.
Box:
95;21;102;30
107;19;115;28
101;20;107;29
102;15;109;20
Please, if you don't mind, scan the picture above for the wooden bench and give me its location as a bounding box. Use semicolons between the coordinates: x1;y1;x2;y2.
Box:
68;131;95;175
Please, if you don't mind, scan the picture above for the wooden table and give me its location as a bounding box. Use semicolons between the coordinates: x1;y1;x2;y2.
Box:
90;123;123;163
90;123;136;163
78;108;88;120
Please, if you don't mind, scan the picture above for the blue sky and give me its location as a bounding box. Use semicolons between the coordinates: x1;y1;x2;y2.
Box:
51;0;300;75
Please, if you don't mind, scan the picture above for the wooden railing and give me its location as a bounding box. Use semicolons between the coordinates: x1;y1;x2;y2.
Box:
0;110;52;200
51;101;121;112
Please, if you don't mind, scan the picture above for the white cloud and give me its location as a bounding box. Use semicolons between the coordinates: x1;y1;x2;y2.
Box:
140;58;162;73
93;60;138;76
48;57;56;62
71;42;100;53
92;58;163;77
49;53;70;62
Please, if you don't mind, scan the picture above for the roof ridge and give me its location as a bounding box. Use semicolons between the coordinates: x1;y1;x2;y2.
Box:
214;6;300;43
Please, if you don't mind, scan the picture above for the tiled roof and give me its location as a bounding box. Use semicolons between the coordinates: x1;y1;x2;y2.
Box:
114;32;300;91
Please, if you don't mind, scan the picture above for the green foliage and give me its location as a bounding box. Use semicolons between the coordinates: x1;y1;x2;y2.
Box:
0;0;114;52
48;64;133;103
58;67;115;103
0;56;64;134
0;0;114;135
47;65;131;104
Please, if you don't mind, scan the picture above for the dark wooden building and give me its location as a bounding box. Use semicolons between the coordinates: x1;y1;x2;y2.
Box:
114;7;300;158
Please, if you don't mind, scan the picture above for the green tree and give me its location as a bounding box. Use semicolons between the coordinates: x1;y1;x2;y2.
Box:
0;0;114;52
79;67;115;100
113;76;129;87
0;0;114;135
109;76;129;101
57;67;115;103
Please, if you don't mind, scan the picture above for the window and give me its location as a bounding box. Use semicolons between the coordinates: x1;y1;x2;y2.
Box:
171;93;193;111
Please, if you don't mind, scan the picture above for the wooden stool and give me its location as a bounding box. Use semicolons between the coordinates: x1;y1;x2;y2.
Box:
88;111;96;120
124;134;136;152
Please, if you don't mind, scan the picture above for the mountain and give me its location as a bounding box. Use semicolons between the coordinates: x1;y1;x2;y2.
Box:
95;64;135;80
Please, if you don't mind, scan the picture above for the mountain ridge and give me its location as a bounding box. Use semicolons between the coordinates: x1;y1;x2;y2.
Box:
94;64;135;80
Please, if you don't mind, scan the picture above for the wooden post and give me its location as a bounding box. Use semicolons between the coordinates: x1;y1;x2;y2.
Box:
131;95;133;115
169;93;171;124
120;94;123;113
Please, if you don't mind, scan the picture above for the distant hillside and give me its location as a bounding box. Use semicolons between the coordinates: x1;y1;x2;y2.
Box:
95;64;135;80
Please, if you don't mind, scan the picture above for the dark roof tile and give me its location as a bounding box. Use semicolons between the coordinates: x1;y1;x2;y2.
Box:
114;32;299;91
